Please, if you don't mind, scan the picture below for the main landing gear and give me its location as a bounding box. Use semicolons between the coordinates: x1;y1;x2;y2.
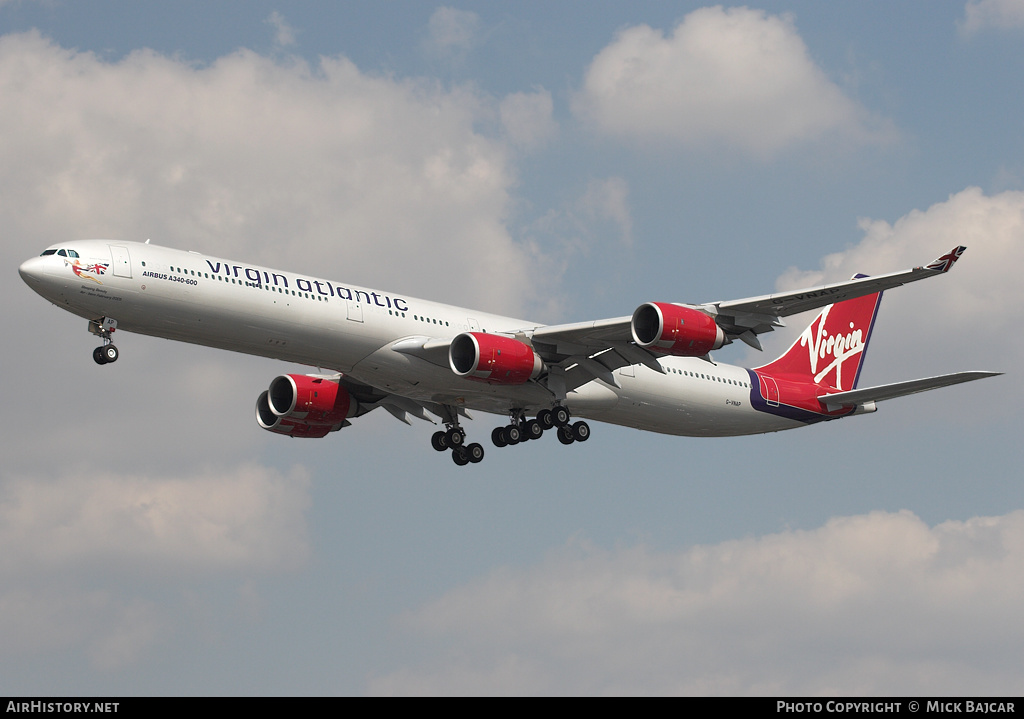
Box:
429;405;590;467
491;406;590;449
431;424;485;467
88;317;119;365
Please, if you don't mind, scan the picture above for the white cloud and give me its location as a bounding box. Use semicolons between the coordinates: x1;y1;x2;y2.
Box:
771;188;1024;405
579;177;633;247
266;11;298;49
0;588;166;672
0;463;310;672
0;30;548;314
499;88;558;149
424;6;482;58
960;0;1024;34
0;464;311;575
371;509;1024;695
574;7;891;157
518;176;635;317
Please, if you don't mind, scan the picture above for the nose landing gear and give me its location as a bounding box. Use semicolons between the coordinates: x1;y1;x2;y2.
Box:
92;344;119;365
89;317;119;365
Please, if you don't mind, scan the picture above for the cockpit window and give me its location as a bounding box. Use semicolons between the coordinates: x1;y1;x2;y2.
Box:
67;249;79;258
57;249;67;257
40;249;57;256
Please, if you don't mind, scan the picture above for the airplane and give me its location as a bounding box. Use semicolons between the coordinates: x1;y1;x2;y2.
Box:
19;240;999;466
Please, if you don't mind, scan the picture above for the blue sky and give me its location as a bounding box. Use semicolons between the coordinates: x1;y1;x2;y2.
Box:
2;0;1023;696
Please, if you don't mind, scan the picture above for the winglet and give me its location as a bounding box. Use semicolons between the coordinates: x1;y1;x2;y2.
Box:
926;246;967;273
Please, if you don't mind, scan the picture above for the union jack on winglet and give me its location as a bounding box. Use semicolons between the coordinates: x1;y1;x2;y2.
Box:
926;246;966;273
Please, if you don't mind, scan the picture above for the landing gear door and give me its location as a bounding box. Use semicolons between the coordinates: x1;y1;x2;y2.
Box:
109;245;132;278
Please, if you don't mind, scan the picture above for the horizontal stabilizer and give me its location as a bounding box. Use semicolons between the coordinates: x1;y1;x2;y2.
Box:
818;371;1001;411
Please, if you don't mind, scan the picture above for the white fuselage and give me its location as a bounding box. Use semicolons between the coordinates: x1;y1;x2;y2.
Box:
20;240;805;437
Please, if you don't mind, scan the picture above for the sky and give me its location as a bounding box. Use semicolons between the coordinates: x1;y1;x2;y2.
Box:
1;0;1023;696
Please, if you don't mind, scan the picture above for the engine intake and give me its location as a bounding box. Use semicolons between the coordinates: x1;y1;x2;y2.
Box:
255;374;357;438
631;302;726;357
449;332;543;385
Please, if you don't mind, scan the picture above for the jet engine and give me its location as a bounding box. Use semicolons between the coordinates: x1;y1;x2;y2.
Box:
255;374;358;438
449;332;543;385
631;302;726;357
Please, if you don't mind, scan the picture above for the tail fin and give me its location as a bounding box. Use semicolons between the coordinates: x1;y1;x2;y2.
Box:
754;278;882;392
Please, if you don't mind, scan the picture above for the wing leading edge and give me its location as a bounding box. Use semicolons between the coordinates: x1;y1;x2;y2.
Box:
524;246;970;390
532;246;967;353
390;247;977;397
702;246;968;346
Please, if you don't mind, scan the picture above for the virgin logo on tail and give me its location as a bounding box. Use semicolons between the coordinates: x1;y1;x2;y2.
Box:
800;304;865;389
755;290;882;392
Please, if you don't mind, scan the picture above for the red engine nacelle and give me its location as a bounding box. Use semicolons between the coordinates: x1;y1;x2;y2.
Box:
255;374;358;438
449;332;543;385
631;302;726;357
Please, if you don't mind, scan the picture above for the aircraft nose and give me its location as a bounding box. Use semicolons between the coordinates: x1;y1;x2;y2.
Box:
18;256;46;285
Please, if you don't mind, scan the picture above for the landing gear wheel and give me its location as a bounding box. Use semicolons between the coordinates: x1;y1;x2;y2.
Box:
504;425;522;445
491;427;509;448
102;345;119;363
452;447;470;466
537;409;554;429
431;430;449;452
552;405;571;427
466;443;485;464
557;425;575;445
93;347;108;365
524;419;544;441
445;427;466;448
571;421;590;442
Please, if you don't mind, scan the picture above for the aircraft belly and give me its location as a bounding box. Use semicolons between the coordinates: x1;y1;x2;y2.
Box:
566;380;620;411
580;363;798;437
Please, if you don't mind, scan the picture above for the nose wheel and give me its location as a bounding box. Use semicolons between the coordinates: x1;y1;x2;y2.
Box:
92;344;119;365
88;317;119;365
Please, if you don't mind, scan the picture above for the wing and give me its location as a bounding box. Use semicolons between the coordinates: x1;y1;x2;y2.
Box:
702;246;968;348
394;247;969;397
337;372;468;426
526;246;970;392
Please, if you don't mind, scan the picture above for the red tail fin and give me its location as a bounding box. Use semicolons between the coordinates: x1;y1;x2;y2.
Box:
754;288;882;392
